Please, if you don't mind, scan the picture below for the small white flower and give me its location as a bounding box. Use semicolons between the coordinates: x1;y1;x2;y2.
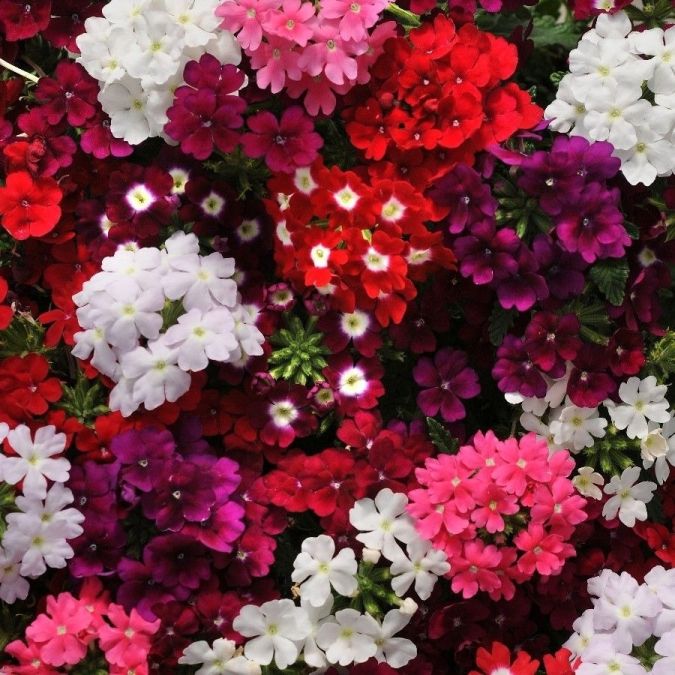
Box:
0;425;69;499
549;401;607;451
389;537;450;601
300;595;333;669
233;599;310;670
0;548;29;604
573;466;605;500
179;638;261;675
349;488;417;561
602;466;657;527
291;535;358;607
605;376;671;439
315;608;378;666
372;610;417;668
643;417;675;484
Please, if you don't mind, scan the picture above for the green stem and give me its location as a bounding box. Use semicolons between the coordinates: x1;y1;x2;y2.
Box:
0;58;39;83
385;2;421;26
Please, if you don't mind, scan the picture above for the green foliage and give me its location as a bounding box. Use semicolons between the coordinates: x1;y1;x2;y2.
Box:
589;259;630;307
268;315;330;385
426;417;459;454
646;331;675;381
0;314;48;357
488;305;517;347
567;300;611;345
161;298;185;332
58;371;109;425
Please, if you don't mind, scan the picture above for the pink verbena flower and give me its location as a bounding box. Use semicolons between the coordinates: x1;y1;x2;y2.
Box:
241;106;323;173
98;604;160;668
408;432;588;600
263;0;315;46
319;0;389;42
249;37;303;94
216;0;280;50
25;592;94;667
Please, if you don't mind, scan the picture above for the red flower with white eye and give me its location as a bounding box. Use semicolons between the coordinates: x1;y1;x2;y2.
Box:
344;229;407;300
324;353;384;415
293;228;348;289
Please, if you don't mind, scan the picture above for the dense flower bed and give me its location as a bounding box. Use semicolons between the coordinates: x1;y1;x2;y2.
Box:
0;0;674;673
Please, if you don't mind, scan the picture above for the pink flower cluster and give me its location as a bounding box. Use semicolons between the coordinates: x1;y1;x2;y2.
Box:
408;431;588;601
5;579;159;674
216;0;397;114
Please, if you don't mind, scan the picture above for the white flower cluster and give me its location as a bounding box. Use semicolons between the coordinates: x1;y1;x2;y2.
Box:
565;567;675;675
179;489;449;673
72;232;264;416
76;0;241;144
510;375;670;527
0;425;84;604
546;11;675;186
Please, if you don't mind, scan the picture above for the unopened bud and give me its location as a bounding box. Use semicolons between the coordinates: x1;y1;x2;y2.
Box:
362;548;381;564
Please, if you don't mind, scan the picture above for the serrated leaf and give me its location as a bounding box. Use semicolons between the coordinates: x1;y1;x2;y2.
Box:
426;417;459;455
589;259;629;306
531;15;585;49
488;305;517;347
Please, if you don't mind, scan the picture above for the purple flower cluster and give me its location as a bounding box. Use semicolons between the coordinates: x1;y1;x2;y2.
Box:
67;424;245;621
519;136;630;264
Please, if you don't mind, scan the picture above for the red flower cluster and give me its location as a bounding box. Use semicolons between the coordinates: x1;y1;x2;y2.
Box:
266;160;456;326
343;14;542;181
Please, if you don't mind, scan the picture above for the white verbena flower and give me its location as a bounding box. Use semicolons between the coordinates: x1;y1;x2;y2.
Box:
179;638;261;675
549;401;607;451
233;599;311;670
372;610;417;668
349;488;417;562
315;608;378;666
0;425;69;500
602;466;657;528
291;535;358;607
573;466;605;501
605;376;671;440
389;537;450;601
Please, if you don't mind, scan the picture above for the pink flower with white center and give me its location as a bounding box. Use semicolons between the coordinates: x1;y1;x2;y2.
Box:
492;434;551;497
319;0;389;42
450;540;502;599
250;38;302;94
216;0;279;50
98;604;160;668
263;0;315;47
318;309;382;357
470;483;519;534
25;592;93;667
514;524;571;576
297;24;358;86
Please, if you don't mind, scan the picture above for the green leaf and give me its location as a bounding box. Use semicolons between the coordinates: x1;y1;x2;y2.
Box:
589;259;630;306
488;305;517;347
531;15;585;50
426;417;459;455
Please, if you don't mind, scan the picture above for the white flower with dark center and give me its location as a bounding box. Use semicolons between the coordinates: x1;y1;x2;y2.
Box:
389;537;450;600
349;488;418;561
291;535;358;606
605;376;671;439
315;609;378;666
602;466;657;527
0;425;69;500
233;599;310;670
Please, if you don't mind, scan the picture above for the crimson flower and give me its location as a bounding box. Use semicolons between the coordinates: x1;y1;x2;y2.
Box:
469;642;539;675
0;171;62;239
242;106;323;174
0;0;51;41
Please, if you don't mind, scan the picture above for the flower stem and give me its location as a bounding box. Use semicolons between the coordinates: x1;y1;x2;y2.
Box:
0;58;39;83
385;3;421;26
